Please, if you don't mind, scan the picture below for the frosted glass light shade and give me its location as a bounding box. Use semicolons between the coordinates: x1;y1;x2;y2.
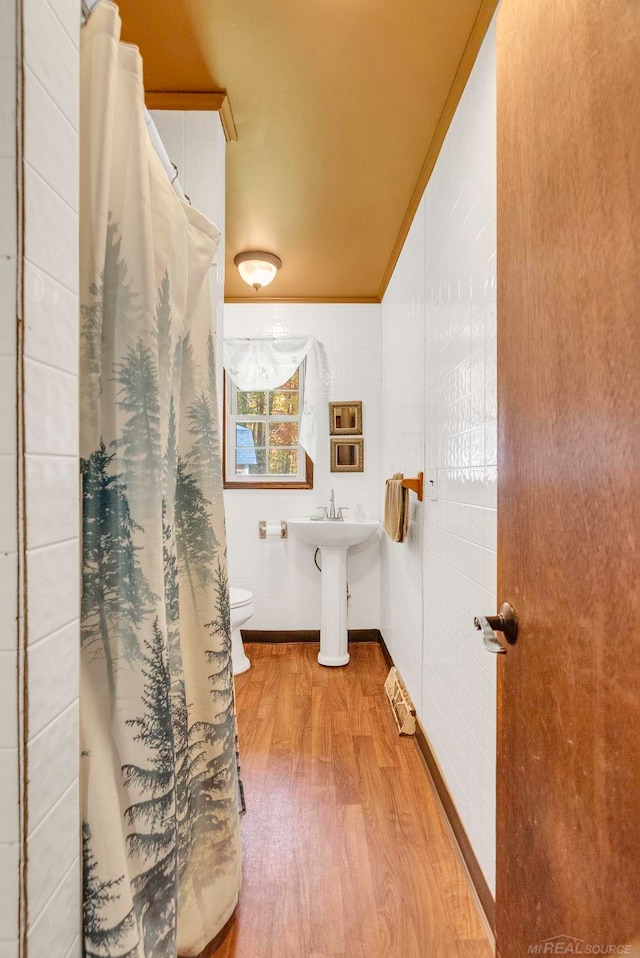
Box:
234;251;282;291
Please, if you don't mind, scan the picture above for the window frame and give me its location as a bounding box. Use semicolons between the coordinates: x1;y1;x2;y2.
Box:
222;367;314;490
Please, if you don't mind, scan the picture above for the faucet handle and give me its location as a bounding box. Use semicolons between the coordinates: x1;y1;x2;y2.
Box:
337;507;349;520
316;506;328;519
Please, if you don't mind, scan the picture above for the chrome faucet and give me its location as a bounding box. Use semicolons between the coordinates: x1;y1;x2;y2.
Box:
316;489;348;521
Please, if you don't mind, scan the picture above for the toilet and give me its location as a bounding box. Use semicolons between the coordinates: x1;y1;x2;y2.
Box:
230;587;254;675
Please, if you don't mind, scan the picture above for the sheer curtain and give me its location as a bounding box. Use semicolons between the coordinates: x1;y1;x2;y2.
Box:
80;4;241;955
223;336;327;461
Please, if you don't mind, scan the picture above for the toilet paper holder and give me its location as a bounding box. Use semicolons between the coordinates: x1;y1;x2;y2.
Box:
259;520;288;539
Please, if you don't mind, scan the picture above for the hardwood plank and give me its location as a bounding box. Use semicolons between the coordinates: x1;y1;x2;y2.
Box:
212;643;492;958
254;646;281;720
310;685;333;786
336;804;381;957
305;785;347;952
353;734;425;957
331;715;362;806
368;694;401;768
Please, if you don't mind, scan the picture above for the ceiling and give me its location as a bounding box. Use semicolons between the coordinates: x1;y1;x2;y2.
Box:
118;0;497;302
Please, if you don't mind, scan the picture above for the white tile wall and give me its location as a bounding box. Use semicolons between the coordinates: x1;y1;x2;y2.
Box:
0;750;19;843
27;856;80;958
24;63;78;210
380;199;426;715
23;261;79;373
27;780;79;922
0;652;18;750
0;844;20;946
0;455;17;547
224;303;382;631
29;702;79;834
0;156;17;257
23;0;78;129
21;0;81;954
28;622;78;739
380;22;498;893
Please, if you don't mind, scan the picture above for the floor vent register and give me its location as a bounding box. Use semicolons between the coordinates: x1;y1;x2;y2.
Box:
384;667;416;736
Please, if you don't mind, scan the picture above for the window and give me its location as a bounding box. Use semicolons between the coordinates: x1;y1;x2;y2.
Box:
224;364;313;489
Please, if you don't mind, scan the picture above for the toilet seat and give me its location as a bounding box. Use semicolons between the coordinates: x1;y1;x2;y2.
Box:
230;587;253;609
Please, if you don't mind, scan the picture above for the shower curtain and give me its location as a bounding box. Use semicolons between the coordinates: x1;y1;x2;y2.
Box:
80;4;241;956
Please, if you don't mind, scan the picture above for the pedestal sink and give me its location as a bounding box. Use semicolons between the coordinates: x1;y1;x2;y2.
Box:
288;518;380;667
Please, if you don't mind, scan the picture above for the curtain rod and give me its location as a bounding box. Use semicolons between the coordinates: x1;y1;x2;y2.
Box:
81;0;187;203
225;336;317;342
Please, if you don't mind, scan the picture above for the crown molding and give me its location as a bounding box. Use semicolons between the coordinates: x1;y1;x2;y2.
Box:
224;295;381;305
145;90;238;142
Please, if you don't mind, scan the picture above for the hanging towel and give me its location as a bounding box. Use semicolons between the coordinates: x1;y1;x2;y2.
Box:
384;473;409;542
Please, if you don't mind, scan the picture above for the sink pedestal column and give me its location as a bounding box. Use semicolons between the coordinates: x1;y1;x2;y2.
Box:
317;546;349;667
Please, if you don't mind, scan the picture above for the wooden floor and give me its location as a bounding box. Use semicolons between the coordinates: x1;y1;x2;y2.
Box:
210;642;493;958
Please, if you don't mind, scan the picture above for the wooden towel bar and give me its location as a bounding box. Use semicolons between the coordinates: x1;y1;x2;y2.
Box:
401;472;423;501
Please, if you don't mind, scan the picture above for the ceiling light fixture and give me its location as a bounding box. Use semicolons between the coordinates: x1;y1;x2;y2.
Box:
234;251;282;292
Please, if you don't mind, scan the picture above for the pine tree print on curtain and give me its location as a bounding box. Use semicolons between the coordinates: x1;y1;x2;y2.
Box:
83;822;139;958
79;5;242;956
122;621;178;958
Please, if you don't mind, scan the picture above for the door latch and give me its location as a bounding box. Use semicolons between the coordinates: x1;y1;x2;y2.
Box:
474;602;518;654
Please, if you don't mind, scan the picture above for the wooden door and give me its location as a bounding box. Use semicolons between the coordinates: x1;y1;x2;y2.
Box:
496;1;640;954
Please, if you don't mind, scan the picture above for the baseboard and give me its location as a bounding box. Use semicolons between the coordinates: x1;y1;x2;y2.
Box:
378;632;395;669
414;719;496;937
378;633;496;936
241;628;382;644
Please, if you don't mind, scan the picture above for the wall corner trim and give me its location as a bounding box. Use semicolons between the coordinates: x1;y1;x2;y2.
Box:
378;633;496;939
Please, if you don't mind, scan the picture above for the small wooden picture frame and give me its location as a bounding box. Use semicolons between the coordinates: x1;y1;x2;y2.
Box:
329;401;363;436
330;437;364;473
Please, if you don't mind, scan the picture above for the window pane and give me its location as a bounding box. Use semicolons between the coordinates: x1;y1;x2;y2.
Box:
237;391;267;415
268;448;298;475
235;447;266;475
269;421;299;446
279;368;299;390
236;421;266;447
269;391;299;415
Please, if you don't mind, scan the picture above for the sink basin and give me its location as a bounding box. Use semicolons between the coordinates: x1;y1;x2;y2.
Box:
287;517;380;549
288;517;380;667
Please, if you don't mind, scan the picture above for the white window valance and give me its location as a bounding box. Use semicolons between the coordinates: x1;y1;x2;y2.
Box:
223;336;327;462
